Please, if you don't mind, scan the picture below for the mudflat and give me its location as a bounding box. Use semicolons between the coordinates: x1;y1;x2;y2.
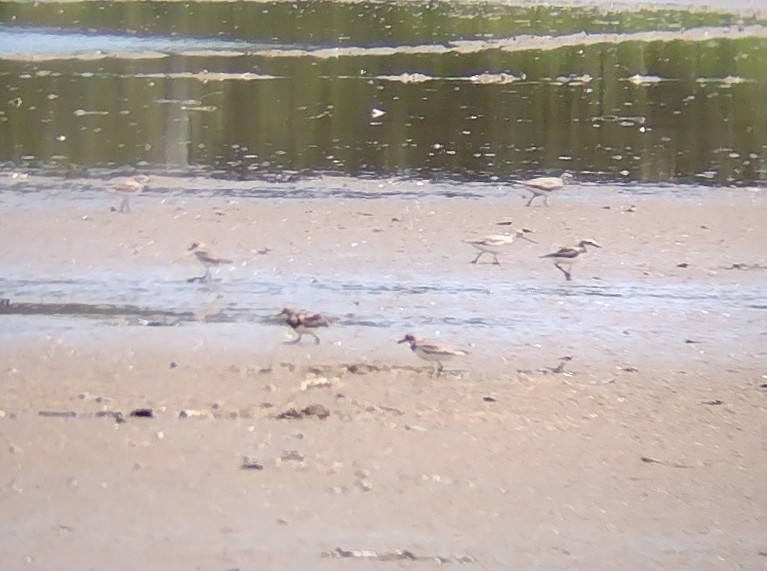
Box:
1;176;766;569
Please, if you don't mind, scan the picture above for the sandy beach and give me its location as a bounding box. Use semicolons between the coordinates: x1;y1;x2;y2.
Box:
1;174;766;569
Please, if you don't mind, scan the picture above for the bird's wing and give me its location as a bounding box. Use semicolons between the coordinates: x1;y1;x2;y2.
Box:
419;341;467;357
114;178;144;193
519;177;559;190
480;235;514;245
300;313;330;328
542;246;579;259
196;251;232;264
465;235;511;247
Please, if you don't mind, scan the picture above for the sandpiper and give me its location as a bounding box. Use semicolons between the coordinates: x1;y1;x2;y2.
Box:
111;175;149;213
464;230;537;265
397;333;469;377
187;241;233;283
515;172;573;207
541;239;600;281
279;307;331;344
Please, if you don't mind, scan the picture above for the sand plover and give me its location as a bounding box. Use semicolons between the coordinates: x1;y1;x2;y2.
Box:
515;173;573;207
541;239;600;281
110;175;149;213
187;241;233;283
279;307;331;344
464;230;537;265
397;333;469;377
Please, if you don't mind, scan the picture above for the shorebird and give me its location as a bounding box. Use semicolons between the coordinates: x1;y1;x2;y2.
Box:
541;239;600;281
397;333;469;377
187;241;233;283
278;307;331;344
515;172;573;207
110;175;149;213
464;230;537;265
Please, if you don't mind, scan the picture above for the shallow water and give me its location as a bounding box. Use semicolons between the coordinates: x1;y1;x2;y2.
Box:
1;262;763;369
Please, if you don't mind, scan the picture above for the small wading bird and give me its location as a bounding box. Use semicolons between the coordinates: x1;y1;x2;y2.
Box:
279;307;331;344
515;172;573;207
541;239;601;281
187;241;233;283
464;230;537;265
110;175;149;213
397;333;469;377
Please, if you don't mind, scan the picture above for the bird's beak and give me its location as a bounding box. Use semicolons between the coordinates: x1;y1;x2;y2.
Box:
397;337;408;344
518;231;537;244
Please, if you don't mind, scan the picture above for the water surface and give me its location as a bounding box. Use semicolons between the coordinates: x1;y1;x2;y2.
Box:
1;1;765;186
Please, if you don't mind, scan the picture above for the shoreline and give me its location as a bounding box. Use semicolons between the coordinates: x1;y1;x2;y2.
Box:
1;176;766;569
1;183;765;369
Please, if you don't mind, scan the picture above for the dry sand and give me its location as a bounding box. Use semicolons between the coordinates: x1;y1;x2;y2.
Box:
1;176;766;570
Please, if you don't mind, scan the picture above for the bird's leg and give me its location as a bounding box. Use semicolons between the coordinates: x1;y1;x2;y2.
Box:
525;194;535;207
202;268;212;282
470;252;483;264
311;332;321;345
554;263;572;281
551;356;572;374
492;254;500;265
119;197;130;213
436;362;444;376
543;194;549;207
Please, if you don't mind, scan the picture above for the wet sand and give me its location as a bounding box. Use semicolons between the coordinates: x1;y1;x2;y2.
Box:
1;176;766;569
